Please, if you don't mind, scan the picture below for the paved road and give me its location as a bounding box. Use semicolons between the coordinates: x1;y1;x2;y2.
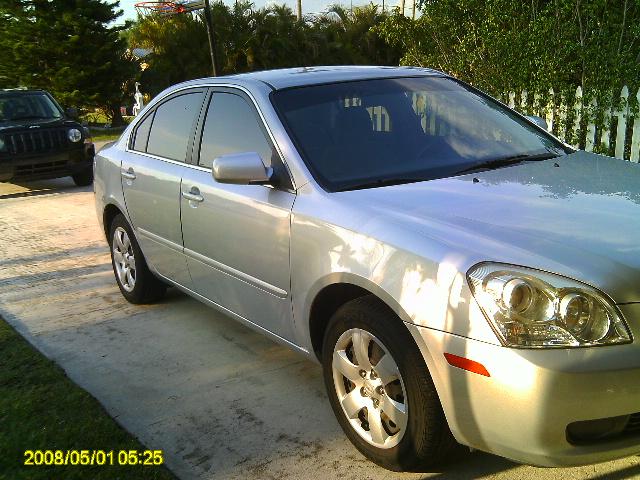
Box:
0;176;639;480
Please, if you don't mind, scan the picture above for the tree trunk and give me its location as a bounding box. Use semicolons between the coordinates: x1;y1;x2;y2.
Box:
110;104;125;127
618;0;628;55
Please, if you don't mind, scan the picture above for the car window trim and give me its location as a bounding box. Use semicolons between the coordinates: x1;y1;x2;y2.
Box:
125;148;213;171
186;87;213;166
125;83;296;191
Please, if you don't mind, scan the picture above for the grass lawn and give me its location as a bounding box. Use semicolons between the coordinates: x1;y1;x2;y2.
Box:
0;317;176;480
89;127;125;143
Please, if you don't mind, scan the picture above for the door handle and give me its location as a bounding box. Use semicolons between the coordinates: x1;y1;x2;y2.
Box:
182;188;204;203
121;168;136;180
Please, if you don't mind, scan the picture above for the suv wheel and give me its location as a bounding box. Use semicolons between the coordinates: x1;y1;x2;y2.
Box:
322;296;457;472
109;214;166;304
72;166;94;186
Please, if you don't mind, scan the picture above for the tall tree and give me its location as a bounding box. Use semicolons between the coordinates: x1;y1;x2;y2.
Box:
127;2;401;97
0;0;136;125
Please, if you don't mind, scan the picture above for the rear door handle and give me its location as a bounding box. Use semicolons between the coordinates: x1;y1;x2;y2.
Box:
182;187;204;203
121;168;136;180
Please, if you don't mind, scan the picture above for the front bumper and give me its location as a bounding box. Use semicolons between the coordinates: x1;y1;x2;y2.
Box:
406;303;640;467
0;143;94;182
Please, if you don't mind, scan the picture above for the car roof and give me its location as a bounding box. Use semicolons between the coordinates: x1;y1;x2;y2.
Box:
187;65;446;91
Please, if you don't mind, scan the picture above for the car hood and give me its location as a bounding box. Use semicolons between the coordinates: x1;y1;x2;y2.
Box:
341;151;640;304
0;118;77;132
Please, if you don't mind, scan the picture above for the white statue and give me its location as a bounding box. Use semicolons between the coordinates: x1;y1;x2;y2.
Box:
133;82;144;116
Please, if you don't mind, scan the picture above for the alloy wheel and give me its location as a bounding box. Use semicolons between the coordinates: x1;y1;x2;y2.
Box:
112;226;136;292
332;328;408;449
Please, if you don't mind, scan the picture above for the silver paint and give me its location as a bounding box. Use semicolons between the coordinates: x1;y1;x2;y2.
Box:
212;151;273;185
94;66;640;468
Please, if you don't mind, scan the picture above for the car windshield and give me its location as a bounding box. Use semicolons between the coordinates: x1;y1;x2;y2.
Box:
271;76;567;191
0;93;63;124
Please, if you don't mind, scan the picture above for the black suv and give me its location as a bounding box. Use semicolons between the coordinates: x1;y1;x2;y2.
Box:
0;88;94;185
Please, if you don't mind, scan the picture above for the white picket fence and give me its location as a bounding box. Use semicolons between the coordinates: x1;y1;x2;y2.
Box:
496;86;640;162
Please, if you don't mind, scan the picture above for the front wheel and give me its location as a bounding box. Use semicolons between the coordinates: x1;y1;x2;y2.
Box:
109;214;166;304
72;166;93;186
322;296;457;471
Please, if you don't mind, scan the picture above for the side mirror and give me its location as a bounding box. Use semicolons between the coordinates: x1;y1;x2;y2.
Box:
526;115;548;131
212;151;273;185
66;107;79;119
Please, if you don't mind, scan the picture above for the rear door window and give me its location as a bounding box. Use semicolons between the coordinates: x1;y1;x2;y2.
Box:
132;112;153;152
146;91;205;162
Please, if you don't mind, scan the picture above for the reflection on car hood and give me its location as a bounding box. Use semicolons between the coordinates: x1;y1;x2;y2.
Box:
0;118;74;132
342;151;640;303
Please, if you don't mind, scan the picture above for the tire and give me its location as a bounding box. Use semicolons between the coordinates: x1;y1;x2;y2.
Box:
72;166;94;186
108;214;166;304
322;295;457;472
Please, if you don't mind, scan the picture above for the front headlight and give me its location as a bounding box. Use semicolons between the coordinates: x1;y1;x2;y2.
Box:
67;128;82;143
468;263;632;348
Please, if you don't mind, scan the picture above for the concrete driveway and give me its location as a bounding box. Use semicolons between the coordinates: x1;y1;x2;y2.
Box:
0;176;639;480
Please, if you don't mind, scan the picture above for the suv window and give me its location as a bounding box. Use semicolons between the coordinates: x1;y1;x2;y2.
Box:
198;92;275;169
132;112;153;152
0;92;63;124
147;92;204;161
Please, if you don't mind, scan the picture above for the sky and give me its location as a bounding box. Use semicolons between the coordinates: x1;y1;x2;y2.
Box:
116;0;408;23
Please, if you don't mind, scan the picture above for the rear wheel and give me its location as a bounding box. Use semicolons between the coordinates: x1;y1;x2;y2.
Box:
322;296;457;471
109;214;166;304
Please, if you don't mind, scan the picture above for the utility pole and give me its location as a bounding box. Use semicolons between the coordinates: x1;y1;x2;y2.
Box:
411;0;415;19
203;0;219;76
399;0;405;15
297;0;302;21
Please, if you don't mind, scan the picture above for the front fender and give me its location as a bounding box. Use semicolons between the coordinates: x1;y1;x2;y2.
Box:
290;186;500;352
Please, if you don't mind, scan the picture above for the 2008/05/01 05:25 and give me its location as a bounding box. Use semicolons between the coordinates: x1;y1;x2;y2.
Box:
23;449;164;466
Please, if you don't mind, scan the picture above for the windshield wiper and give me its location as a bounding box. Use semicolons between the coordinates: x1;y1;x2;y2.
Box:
338;177;427;192
454;151;561;176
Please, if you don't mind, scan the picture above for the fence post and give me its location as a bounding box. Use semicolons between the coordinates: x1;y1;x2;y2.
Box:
585;97;597;152
508;92;515;109
632;88;640;163
557;93;568;143
615;86;629;159
572;86;582;148
546;88;555;133
601;92;612;154
521;90;528;113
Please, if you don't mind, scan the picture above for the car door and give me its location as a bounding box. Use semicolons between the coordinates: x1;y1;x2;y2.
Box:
180;89;296;341
122;88;206;288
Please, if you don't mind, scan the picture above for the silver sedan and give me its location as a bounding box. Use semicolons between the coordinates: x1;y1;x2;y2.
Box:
94;66;640;471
